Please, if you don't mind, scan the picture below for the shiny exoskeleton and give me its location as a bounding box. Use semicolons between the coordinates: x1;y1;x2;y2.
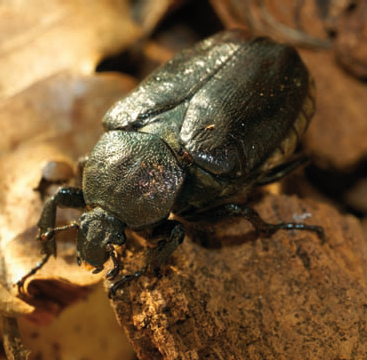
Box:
18;30;323;296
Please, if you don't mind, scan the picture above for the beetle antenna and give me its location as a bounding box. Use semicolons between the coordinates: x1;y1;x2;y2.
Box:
40;222;79;242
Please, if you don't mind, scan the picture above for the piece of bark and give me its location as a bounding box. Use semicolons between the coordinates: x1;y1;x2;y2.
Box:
109;194;367;360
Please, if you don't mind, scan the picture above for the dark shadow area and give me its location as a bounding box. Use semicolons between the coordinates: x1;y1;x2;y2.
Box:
96;0;222;79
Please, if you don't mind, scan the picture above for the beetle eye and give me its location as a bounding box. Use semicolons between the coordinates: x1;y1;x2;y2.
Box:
77;256;81;266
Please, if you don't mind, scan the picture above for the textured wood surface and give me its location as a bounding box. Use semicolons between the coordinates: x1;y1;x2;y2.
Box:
110;193;367;360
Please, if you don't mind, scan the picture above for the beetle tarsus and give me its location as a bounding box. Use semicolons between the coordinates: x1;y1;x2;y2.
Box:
108;269;147;298
16;253;51;294
17;222;82;294
264;221;325;242
238;205;325;242
188;203;325;242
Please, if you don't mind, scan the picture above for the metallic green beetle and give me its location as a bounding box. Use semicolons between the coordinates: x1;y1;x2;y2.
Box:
18;30;323;295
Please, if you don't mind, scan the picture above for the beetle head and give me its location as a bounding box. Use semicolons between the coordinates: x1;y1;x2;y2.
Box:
76;207;126;271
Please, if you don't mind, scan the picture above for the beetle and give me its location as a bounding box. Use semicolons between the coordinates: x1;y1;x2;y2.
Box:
17;29;323;296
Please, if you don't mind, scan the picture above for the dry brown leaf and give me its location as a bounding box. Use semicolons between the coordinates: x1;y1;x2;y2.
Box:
210;0;330;46
0;1;142;100
0;72;137;320
301;48;367;171
320;0;367;79
0;71;136;154
210;0;367;78
17;284;136;360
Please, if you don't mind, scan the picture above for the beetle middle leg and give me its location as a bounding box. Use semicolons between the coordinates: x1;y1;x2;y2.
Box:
17;186;86;292
109;220;185;297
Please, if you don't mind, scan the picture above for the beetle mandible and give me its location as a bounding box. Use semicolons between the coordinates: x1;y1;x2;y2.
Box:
18;29;323;295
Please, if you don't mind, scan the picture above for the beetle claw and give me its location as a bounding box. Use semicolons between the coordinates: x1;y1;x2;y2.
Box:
108;269;147;298
106;267;119;280
105;244;120;280
16;253;51;295
108;275;132;299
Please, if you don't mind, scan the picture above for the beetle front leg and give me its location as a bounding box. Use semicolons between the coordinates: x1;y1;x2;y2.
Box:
37;186;85;254
17;186;86;292
109;220;185;297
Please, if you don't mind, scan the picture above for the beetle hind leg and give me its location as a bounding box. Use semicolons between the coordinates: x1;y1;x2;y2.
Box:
187;203;324;242
109;220;185;297
237;204;325;242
